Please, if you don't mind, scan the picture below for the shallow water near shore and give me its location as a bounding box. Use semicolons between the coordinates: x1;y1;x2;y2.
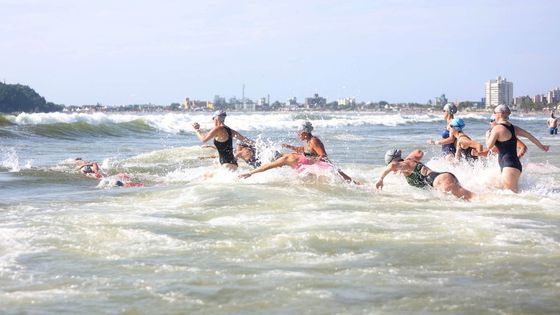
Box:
1;111;559;314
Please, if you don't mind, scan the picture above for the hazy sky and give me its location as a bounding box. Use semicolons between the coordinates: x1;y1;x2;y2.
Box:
1;0;559;105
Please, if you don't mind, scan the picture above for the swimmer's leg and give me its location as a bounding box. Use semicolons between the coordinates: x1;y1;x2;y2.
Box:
433;173;476;201
239;153;299;179
501;167;521;193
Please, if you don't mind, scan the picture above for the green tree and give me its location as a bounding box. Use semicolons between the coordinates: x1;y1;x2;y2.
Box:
0;82;63;113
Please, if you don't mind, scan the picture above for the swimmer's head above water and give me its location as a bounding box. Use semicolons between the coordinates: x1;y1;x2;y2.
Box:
384;149;402;165
297;121;314;134
443;103;457;114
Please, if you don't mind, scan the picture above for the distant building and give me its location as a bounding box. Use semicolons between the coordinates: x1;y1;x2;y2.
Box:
213;95;227;110
533;94;545;104
547;87;560;105
337;97;356;107
485;76;513;109
514;96;532;107
304;93;326;109
183;97;208;111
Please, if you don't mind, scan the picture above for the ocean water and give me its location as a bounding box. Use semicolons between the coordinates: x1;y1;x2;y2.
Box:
1;111;559;314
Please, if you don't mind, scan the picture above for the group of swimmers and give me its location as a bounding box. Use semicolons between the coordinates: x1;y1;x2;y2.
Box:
192;105;550;201
74;158;143;188
192;110;357;183
382;103;549;200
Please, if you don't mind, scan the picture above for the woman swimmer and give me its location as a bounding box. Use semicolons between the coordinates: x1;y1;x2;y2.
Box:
192;110;253;171
486;105;549;193
375;149;476;200
482;114;527;158
447;118;484;162
74;158;105;179
239;121;357;183
428;103;457;158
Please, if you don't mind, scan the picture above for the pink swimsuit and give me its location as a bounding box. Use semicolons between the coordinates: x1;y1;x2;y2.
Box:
292;154;333;172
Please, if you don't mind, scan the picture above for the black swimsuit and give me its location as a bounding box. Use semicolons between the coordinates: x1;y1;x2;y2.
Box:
457;135;478;162
214;126;238;165
494;123;522;172
405;162;456;188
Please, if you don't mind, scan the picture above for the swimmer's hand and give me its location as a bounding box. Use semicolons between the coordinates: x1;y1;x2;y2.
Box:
542;145;550;152
238;173;252;179
375;179;383;190
192;122;200;130
474;149;489;157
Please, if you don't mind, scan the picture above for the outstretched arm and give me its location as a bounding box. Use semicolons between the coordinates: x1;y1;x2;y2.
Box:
193;123;220;143
375;163;397;190
231;130;254;145
282;143;304;153
515;126;549;152
438;133;456;145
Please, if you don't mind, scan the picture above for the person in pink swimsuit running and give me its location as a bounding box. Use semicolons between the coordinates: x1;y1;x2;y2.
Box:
239;121;357;183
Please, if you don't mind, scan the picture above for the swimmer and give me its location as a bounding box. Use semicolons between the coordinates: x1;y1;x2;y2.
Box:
428;103;457;159
375;148;476;200
74;158;142;188
481;114;527;158
547;112;558;135
447;118;484;162
239;121;357;183
74;158;105;179
486;105;549;193
192;110;253;171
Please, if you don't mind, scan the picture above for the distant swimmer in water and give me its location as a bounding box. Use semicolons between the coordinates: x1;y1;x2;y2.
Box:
486;105;549;193
192;110;253;171
75;158;105;179
428;103;457;159
547;112;558;135
447;118;484;162
375;148;476;200
239;121;358;184
74;158;143;188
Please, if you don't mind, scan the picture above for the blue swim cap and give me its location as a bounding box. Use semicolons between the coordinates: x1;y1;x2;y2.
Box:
449;118;465;131
441;129;450;138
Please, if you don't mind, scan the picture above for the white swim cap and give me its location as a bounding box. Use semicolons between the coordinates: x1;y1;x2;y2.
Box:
212;110;227;120
443;103;457;114
384;149;402;165
297;121;314;134
494;104;511;114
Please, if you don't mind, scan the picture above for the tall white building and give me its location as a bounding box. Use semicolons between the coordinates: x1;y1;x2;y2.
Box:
547;87;560;105
485;76;513;109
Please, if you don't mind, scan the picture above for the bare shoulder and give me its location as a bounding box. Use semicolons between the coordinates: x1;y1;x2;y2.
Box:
405;149;423;162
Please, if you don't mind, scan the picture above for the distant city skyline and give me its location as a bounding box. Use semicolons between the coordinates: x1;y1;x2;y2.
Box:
1;0;559;105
